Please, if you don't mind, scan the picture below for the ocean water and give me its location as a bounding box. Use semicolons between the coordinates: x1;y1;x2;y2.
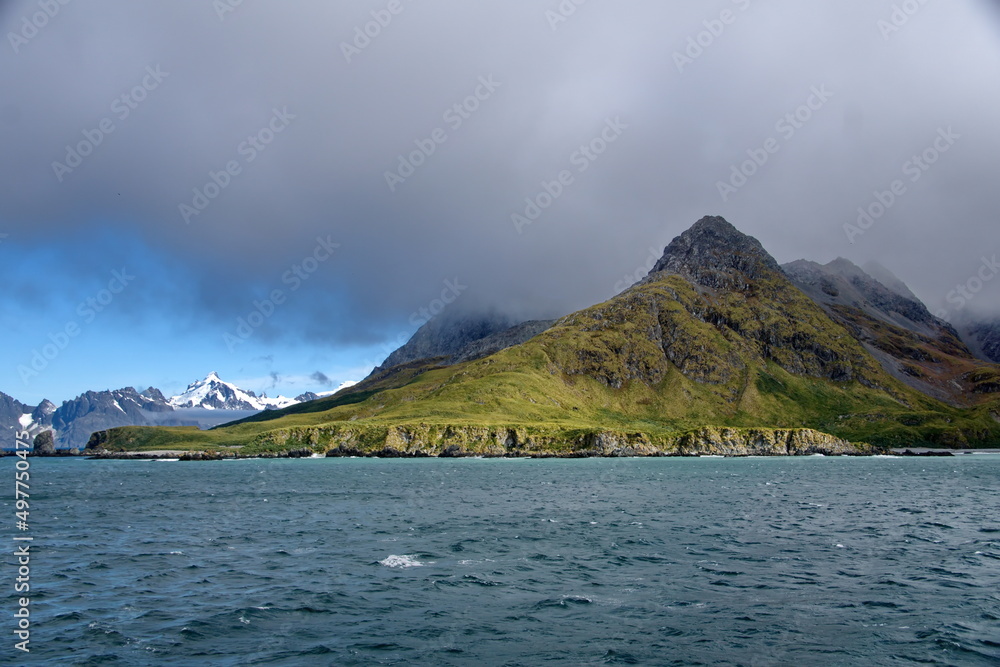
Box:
4;455;1000;666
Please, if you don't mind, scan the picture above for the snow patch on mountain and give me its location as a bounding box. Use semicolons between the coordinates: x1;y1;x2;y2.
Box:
168;372;299;411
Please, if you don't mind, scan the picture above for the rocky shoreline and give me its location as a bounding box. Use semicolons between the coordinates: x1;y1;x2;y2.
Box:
71;445;1000;460
77;426;896;460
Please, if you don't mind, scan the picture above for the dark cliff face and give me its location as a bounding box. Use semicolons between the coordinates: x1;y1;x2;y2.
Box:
381;313;514;369
649;216;782;290
371;311;555;377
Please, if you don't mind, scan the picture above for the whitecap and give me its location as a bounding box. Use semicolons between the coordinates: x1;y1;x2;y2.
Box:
379;554;425;568
458;558;495;565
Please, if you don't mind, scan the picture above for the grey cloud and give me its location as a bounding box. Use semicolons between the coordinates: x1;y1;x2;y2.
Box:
2;0;999;349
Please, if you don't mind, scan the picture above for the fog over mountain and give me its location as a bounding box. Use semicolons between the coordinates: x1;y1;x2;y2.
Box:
2;1;1000;400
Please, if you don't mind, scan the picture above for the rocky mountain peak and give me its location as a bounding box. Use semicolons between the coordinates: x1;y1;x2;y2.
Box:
649;216;781;289
31;399;56;421
140;387;167;403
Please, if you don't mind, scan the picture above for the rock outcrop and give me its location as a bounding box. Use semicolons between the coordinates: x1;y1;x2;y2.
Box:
32;430;55;455
242;422;877;458
650;215;781;290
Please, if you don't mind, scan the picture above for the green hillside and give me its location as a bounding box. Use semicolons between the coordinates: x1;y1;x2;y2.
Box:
89;218;1000;456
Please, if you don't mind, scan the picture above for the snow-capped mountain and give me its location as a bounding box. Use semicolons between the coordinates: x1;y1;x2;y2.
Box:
168;372;300;411
167;373;359;410
1;374;359;451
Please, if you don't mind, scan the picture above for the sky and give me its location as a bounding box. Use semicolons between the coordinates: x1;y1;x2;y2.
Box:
2;0;1000;405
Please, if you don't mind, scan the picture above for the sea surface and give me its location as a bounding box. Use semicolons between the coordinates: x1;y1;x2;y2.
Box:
3;455;1000;666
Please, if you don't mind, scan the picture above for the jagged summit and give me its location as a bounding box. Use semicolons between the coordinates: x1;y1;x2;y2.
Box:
168;372;297;411
649;216;781;289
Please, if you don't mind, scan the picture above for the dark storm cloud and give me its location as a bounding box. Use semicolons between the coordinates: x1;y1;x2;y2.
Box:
2;0;1000;348
310;371;331;387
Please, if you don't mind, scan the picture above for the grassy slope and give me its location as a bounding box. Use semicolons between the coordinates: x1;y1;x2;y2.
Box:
95;272;1000;454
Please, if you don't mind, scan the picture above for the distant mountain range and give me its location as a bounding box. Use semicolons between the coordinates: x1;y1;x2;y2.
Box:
1;373;357;450
92;216;1000;457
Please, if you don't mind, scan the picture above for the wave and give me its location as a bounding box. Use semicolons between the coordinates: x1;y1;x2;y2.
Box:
378;554;425;568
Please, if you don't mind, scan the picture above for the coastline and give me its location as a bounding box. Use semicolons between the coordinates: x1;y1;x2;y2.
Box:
74;447;1000;461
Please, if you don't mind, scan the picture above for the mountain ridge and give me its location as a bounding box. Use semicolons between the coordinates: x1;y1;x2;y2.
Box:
89;216;1000;456
2;373;359;450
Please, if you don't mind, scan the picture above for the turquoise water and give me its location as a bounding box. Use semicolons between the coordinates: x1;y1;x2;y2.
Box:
3;455;1000;665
